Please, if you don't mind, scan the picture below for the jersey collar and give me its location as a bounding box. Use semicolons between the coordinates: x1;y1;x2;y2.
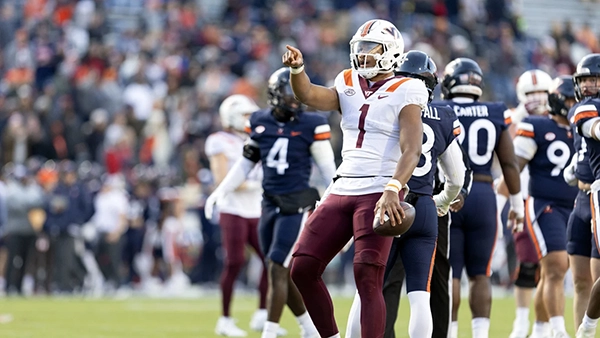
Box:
452;97;475;103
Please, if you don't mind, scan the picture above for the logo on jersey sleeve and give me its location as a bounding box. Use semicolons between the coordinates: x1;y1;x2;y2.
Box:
345;89;356;96
255;125;265;134
545;132;556;141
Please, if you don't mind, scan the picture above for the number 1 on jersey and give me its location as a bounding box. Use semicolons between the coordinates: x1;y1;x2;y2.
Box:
266;138;290;175
356;104;370;148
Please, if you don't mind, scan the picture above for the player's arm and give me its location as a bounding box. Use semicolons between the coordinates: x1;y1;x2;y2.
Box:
282;45;340;112
309;124;337;184
433;139;466;216
204;140;260;220
496;128;526;226
563;153;578;186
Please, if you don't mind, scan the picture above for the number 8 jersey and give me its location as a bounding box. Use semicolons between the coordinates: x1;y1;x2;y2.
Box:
332;69;428;195
515;115;578;206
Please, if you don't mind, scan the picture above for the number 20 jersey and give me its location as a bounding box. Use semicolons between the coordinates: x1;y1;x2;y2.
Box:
246;108;331;196
437;99;508;176
514;116;577;207
333;69;428;181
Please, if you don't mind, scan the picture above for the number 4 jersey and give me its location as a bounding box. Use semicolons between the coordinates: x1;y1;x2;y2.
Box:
331;69;428;195
514;115;577;206
246;109;331;195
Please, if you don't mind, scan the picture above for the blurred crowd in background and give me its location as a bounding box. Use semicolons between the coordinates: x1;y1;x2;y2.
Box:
0;0;599;296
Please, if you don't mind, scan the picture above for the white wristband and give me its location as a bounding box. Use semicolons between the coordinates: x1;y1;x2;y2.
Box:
509;193;524;218
384;185;400;193
386;179;403;191
290;64;304;75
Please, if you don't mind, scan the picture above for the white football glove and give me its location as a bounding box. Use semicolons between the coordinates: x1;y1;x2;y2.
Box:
204;191;222;221
563;155;578;186
433;194;450;217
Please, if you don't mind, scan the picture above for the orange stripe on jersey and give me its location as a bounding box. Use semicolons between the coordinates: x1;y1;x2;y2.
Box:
531;72;538;85
525;199;544;260
385;77;412;93
343;69;353;87
426;241;437;292
453;126;461;136
591;194;600;256
244;126;251;133
314;132;331;140
516;130;535;138
505;116;512;125
361;20;375;37
573;111;599;124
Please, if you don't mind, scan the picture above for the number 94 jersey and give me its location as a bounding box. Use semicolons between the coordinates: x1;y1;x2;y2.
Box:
408;104;460;195
247;108;331;195
438;100;508;176
514;116;577;207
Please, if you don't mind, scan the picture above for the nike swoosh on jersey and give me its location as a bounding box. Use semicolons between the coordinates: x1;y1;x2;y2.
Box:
291;131;302;136
378;95;388;99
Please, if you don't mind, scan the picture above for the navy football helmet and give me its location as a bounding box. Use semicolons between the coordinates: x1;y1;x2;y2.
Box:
267;67;303;121
573;53;600;102
548;75;576;118
396;50;439;103
441;58;484;100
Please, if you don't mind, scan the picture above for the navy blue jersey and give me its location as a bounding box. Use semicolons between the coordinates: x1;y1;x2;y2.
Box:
568;101;595;184
408;104;460;195
247;109;330;195
515;116;577;207
573;98;600;181
437;100;508;176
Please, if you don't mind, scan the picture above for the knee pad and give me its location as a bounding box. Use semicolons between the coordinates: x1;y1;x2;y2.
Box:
514;262;539;288
354;248;385;266
290;255;325;287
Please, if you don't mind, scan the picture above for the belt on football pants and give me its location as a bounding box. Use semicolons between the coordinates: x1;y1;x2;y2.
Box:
333;175;392;182
473;173;494;183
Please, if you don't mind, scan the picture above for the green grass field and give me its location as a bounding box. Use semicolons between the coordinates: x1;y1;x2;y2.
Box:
0;296;578;337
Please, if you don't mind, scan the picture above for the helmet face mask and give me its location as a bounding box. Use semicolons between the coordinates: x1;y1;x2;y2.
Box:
516;70;553;115
349;19;404;80
574;54;600;101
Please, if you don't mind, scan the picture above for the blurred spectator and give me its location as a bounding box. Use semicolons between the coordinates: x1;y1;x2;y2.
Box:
92;174;129;290
4;164;45;294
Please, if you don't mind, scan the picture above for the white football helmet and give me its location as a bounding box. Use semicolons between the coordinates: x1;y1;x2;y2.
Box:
349;19;404;79
516;69;553;115
218;94;260;132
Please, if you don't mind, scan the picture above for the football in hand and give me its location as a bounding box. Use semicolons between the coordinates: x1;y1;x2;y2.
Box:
373;201;416;237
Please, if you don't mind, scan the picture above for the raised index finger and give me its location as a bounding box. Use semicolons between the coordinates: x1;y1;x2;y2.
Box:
286;45;300;55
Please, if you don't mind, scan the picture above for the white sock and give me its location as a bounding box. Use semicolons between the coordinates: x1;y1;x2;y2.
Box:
549;316;566;334
582;313;599;329
515;307;530;322
472;317;490;338
451;321;458;338
261;321;279;338
345;291;361;338
532;321;548;336
408;291;433;338
296;311;318;334
328;334;341;338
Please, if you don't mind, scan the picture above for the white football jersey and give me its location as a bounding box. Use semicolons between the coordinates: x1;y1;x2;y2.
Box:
330;69;428;195
205;131;262;218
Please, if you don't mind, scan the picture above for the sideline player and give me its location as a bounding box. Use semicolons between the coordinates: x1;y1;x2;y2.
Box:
439;58;524;338
206;95;270;336
283;19;427;338
344;50;468;338
569;53;600;338
205;68;336;338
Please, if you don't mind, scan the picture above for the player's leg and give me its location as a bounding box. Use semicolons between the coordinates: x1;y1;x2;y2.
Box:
291;194;354;338
463;182;497;338
431;213;452;338
246;217;269;332
398;195;437;338
531;276;551;338
526;199;570;336
215;213;249;336
577;189;600;338
352;193;394;338
382;239;405;338
568;190;594;330
509;230;540;338
449;209;466;338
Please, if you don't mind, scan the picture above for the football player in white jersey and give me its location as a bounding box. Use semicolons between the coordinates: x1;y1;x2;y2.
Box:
206;95;271;337
497;70;555;338
282;19;428;338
